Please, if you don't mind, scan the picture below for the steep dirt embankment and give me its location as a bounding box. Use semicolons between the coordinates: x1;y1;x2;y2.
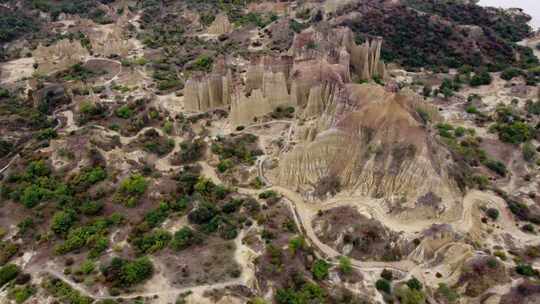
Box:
269;83;457;213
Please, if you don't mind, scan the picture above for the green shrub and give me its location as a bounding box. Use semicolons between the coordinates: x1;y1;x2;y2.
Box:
0;264;20;287
523;142;536;162
217;159;234;173
465;106;478;114
0;241;18;265
101;257;154;287
36;128;58;140
8;285;35;303
275;282;325;304
311;259;330;281
188;202;218;225
492;122;534;144
51;209;77;235
485;208;499;220
132;229;172;254
396;286;426;304
483;159;507;176
177;139;205;163
469;70;492;87
501;68;522;80
79;260;95;275
406;277;423;290
259;190;278;200
515;264;538;277
436;123;455;138
375;278;392;294
453;126;465;137
162;121;173;134
171;227;202;251
0;139;13;157
381;269;393;281
42;276;93;304
526;100;540;115
80;201;104;216
54;217;118;256
289;19;308;33
115;105;133;119
436;283;459;303
20;184;49;208
338;256;353;275
416;108;431;124
192;55;213;72
288;236;306;255
116;174;148;207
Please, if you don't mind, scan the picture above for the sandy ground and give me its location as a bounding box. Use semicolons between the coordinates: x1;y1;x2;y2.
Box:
0;57;35;84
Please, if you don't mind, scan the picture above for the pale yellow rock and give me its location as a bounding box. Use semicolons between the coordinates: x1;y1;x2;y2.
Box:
33;39;90;75
269;83;458;206
207;14;232;36
262;71;290;108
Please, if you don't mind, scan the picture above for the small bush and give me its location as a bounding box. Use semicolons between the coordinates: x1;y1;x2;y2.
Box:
338;256;352;275
311;259;330;281
406;277;423;290
115;105;133;119
375;279;392;294
515;264;538;277
101;257;154;288
483;159;507;176
0;264;20;287
171;227;202;251
523;142;536;162
485;208;499;220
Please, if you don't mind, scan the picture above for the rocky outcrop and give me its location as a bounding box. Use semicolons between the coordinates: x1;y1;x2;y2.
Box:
183;69;232;112
207;14;232;36
33;39;89;74
289;27;385;81
187;27;389;126
268;83;455;208
230;71;292;127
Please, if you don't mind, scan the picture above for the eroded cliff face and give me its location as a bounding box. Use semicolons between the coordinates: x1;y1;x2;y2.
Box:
268;83;459;209
33;39;90;74
207;14;233;36
289;26;385;81
183;26;386;126
184;69;233;112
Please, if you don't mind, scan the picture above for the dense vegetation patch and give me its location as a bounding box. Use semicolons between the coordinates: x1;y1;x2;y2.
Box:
344;2;531;71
